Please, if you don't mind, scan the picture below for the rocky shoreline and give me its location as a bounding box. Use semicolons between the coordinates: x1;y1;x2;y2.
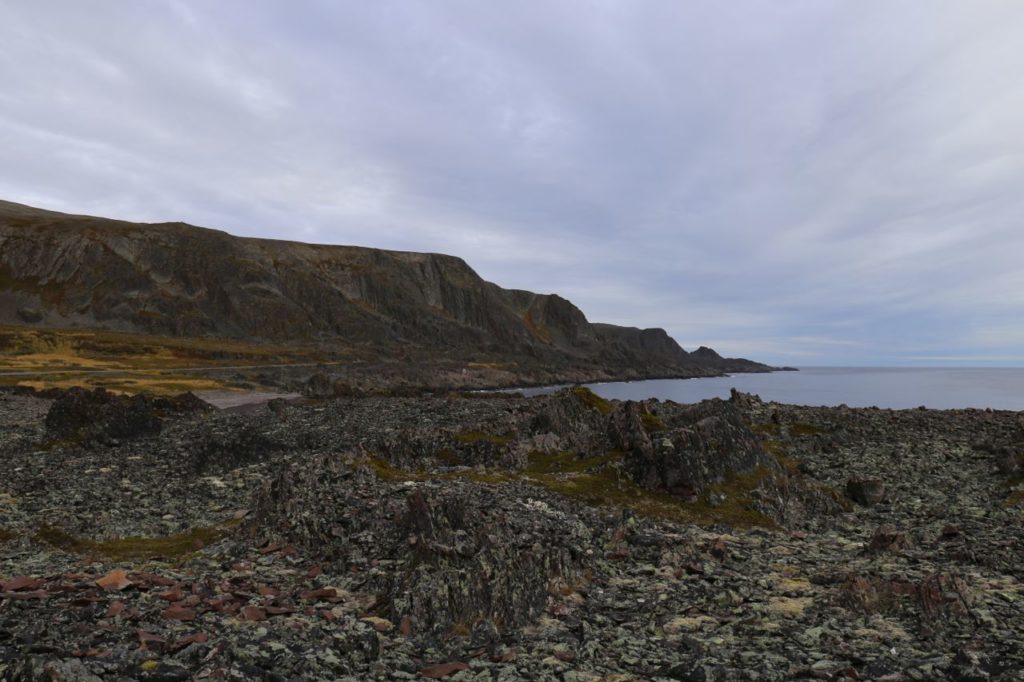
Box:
1;385;1022;680
207;359;785;400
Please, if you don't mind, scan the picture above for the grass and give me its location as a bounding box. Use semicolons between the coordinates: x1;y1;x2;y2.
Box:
435;448;461;466
362;449;778;529
640;412;666;433
525;449;622;475
528;463;777;528
0;324;351;394
571;386;612;415
789;422;822;437
14;376;226;395
35;524;227;562
750;423;781;438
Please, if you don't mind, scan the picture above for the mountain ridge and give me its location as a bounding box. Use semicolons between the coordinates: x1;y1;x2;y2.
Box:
0;199;771;378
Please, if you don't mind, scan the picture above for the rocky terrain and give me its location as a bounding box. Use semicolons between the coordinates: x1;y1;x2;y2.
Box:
0;200;770;386
1;384;1022;680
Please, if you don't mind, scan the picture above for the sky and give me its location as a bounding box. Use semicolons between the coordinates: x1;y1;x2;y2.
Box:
2;1;1024;366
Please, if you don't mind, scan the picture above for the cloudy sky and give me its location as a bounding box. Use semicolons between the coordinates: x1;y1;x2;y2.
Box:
2;1;1024;366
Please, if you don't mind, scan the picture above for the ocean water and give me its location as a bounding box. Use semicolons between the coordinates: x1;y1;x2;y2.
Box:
518;367;1024;411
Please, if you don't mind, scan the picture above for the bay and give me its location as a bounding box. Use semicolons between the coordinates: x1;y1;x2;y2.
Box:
518;367;1024;410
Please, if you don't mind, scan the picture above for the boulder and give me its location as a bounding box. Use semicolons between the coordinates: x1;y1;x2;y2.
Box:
15;306;42;323
623;398;777;496
303;372;334;398
190;420;286;472
247;454;595;637
44;387;210;444
868;524;913;553
528;388;611;454
846;477;886;506
606;401;654;460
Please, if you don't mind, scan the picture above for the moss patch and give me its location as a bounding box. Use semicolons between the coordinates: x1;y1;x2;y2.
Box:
526;450;621;475
641;412;666;433
536;467;775;528
774;453;802;475
435;448;460;466
363;452;778;529
789;422;822;437
689;467;780;529
814;480;855;512
571;386;612;415
35;524;227;562
751;423;781;438
363;457;515;485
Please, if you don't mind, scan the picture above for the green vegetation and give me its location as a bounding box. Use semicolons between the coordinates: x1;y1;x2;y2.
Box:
362;448;778;528
571;386;612;414
35;524;227;562
789;422;822;436
689;467;780;529
0;323;350;394
640;412;666;433
750;422;781;438
525;449;621;475
435;448;460;466
774;452;802;475
528;461;777;529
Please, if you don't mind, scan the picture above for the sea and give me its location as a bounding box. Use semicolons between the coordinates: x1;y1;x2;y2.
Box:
517;367;1024;411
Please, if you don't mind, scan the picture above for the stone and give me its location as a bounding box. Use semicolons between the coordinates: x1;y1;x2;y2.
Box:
846;477;886;505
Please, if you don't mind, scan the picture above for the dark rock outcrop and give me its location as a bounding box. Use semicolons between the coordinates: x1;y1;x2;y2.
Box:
246;454;596;638
846;476;886;506
44;387;210;444
622;398;777;497
190;420;287;472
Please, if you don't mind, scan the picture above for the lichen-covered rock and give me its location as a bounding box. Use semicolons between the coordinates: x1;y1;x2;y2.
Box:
528;388;610;453
623;398;778;497
246;453;596;638
606;401;653;460
4;389;1024;679
189;419;287;472
994;447;1023;478
748;472;850;528
867;524;914;553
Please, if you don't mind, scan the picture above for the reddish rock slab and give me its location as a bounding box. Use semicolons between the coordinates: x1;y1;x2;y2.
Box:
420;662;470;679
162;605;197;621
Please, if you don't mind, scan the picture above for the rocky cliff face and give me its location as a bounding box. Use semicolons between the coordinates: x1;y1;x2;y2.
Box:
0;200;769;375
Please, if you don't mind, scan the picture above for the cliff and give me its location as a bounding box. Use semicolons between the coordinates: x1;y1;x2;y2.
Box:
0;199;770;376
